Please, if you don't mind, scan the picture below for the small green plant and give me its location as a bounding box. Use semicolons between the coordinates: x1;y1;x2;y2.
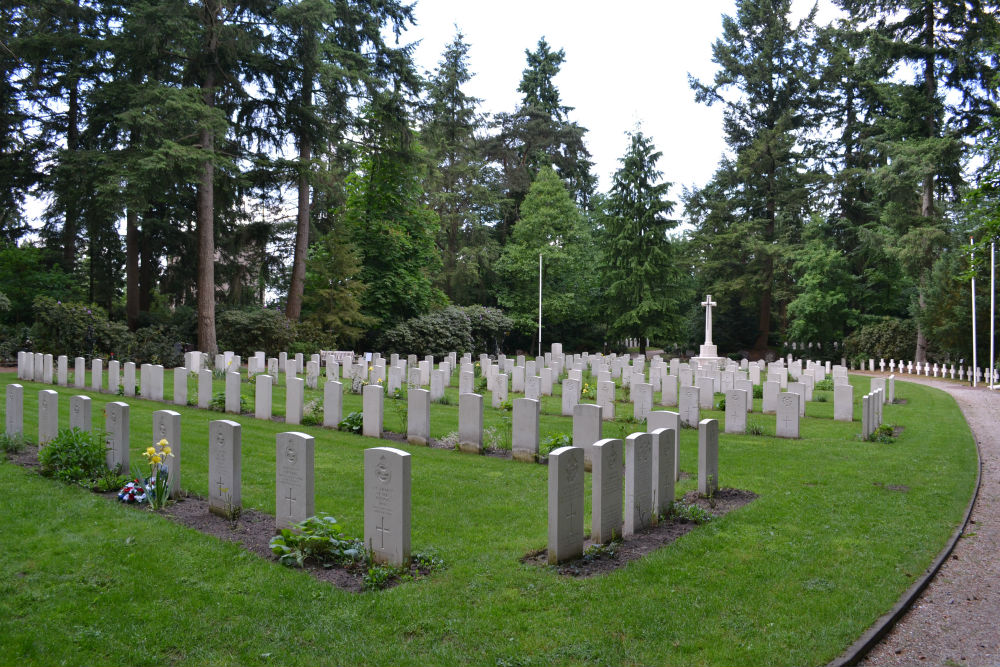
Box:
669;501;713;524
301;400;323;427
438;431;459;450
338;411;363;434
540;433;572;456
868;424;896;443
0;431;29;455
815;378;834;391
269;513;365;568
363;564;399;591
223;489;242;528
93;465;129;493
38;427;108;484
497;398;512;411
753;384;763;399
390;392;408;433
581;382;596;400
484;415;512;451
717;396;726;411
475;376;487;393
815;394;828;403
746;417;765;436
582;539;620;562
436;394;452;406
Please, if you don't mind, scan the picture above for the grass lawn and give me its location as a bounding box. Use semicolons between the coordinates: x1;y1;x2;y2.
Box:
0;371;977;666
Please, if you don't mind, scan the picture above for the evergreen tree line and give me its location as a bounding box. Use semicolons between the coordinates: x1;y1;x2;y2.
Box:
1;0;998;365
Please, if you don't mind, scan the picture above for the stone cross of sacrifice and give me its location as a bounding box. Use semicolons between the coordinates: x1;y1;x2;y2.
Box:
701;294;717;346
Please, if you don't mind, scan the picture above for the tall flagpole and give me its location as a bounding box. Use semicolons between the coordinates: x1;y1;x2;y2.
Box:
538;253;542;355
991;242;996;388
972;237;978;387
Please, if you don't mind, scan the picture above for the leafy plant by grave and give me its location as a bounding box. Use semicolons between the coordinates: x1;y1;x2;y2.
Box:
717;396;726;411
815;378;834;391
668;501;713;524
269;514;365;568
37;427;108;484
0;431;29;455
867;424;896;444
540;433;572;456
215;306;296;358
746;417;766;436
338;411;363;434
301;400;323;427
208;391;247;413
753;384;763;399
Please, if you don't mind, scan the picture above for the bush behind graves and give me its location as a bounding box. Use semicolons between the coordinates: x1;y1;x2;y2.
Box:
29;296;131;360
216;306;296;358
0;431;29;454
379;305;513;357
37;427;108;484
844;317;918;363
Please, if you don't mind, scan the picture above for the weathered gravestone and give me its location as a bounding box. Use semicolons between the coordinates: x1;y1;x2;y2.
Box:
724;389;747;434
38;389;58;445
407;388;431;446
123;362;136;397
458;393;483;454
698;418;719;496
107;360;119;396
776;392;800;438
624;432;654;535
208;419;241;517
225;371;242;415
57;355;68;386
275;431;314;530
91;358;103;392
430;369;446;402
74;357;85;389
650;427;676;517
70;394;91;432
547;445;584;564
661;373;678;406
42;354;53;384
362;384;384;437
153;409;181;499
306;361;319;390
364;446;411;566
596;380;616;420
105;401;129;472
572;403;602;471
787;382;806;416
6;384;23;437
591;438;623;544
762;381;779;414
696;376;714;410
525;374;541;401
648;410;681;481
492;373;508;409
512;398;540;463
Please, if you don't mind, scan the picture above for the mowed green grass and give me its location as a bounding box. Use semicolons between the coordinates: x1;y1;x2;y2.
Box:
0;371;976;666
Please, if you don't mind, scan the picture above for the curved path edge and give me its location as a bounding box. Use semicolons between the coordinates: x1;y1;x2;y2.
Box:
827;376;984;667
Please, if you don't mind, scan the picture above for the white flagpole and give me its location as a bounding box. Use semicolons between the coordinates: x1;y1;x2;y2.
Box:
538;253;542;355
972;237;978;387
991;242;996;388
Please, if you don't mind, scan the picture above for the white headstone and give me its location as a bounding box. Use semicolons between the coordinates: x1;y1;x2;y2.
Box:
650;427;676;517
225;371;241;414
275;431;314;529
591;438;623;544
208;420;241;517
323;380;343;428
572;403;602;470
547;445;585;564
762;381;780;414
512;397;540;463
679;385;700;427
596;380;616;420
776;392;800;438
458;392;483;454
6;384;23;437
698;418;719;496
153;409;182;499
38;389;58;445
172;367;188;406
724;389;747;434
362;384;384;437
561;378;580;416
285;377;304;425
632;382;653;421
255;374;273;420
364;446;411;566
57;355;68;386
105;401;129;472
834;384;853;422
91;358;103;392
42;354;53;384
123;361;136;397
74;357;85;389
197;368;213;409
407;388;431;446
624;432;654;536
69;394;91;432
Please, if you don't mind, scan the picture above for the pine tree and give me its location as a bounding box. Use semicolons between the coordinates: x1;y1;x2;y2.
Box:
600;131;682;355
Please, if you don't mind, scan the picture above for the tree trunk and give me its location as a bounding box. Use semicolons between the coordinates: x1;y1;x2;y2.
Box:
196;9;218;356
126;209;140;329
285;136;311;320
913;0;936;364
914;289;928;362
63;73;79;270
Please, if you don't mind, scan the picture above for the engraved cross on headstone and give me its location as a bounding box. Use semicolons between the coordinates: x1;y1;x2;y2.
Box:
376;515;390;548
216;474;224;497
285;487;296;516
700;294;718;346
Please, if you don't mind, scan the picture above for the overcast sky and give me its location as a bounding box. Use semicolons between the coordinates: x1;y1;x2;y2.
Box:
402;0;843;203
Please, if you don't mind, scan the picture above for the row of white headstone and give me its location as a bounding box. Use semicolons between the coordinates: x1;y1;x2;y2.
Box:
546;419;720;564
4;382;413;567
867;357;994;384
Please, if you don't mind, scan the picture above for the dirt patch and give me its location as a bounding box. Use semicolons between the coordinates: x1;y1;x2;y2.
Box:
893;425;905;437
892;399;909;405
521;487;757;577
874;481;910;493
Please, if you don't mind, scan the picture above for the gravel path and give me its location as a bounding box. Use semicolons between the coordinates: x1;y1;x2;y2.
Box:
861;375;1000;666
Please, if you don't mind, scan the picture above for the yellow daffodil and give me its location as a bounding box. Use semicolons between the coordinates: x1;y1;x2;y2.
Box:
145;446;156;457
162;446;172;456
158;438;168;448
150;454;162;465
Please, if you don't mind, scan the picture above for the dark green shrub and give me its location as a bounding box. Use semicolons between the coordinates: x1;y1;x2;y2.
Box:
30;297;127;360
464;306;513;356
289;320;337;356
216;307;296;358
753;384;763;399
338;411;363;433
844;318;918;363
125;324;183;367
379;306;474;357
37;427;108;484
